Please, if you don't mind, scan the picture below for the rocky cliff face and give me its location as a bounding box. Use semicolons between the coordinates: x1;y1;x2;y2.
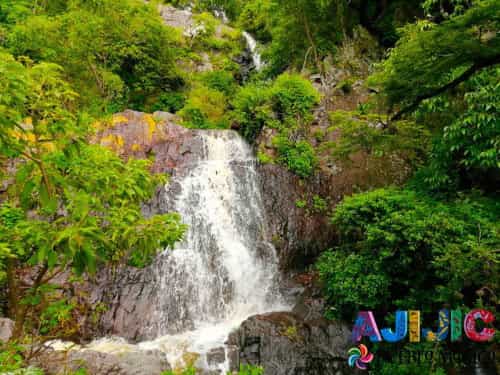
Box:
95;110;335;275
84;111;345;343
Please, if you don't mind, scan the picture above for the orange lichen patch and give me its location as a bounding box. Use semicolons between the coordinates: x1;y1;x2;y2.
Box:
100;134;125;152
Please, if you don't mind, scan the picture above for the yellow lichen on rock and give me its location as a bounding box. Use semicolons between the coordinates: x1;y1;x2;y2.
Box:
100;134;125;152
112;114;129;126
143;114;157;141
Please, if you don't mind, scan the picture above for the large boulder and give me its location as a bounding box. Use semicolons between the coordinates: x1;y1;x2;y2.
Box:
227;312;351;375
33;348;171;375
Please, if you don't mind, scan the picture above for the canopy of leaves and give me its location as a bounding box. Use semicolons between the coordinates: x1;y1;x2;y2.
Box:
420;67;500;191
0;52;186;340
317;188;500;319
3;0;184;111
370;0;500;118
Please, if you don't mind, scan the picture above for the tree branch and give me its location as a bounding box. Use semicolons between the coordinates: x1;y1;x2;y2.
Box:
390;55;500;121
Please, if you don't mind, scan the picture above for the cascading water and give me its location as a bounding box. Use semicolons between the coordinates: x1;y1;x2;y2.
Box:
137;130;286;372
242;32;263;71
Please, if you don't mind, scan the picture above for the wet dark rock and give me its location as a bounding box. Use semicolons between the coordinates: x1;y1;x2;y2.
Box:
257;163;336;271
227;312;352;375
206;347;227;367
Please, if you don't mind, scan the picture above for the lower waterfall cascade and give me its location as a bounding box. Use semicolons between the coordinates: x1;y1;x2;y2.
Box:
85;131;289;373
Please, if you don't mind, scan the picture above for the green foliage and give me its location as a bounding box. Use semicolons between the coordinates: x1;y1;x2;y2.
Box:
4;0;184;111
273;136;317;178
376;359;446;375
237;364;264;375
422;0;474;18
317;188;500;319
231;73;319;176
231;83;273;142
0;342;24;373
232;73;319;145
0;53;186;341
238;0;273;42
271;73;320;124
312;195;328;213
369;0;500;115
423;68;500;191
199;70;237;96
329;111;430;167
257;0;350;74
179;85;229;129
152;93;186;113
295;199;307;209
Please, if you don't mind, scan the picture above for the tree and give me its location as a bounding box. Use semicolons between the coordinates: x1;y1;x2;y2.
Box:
369;0;500;120
4;0;184;110
0;53;186;341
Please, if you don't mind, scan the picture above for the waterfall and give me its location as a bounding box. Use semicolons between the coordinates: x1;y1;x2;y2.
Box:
138;130;286;372
242;32;263;71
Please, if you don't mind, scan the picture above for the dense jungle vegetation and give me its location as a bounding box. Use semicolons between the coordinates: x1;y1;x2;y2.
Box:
0;0;498;374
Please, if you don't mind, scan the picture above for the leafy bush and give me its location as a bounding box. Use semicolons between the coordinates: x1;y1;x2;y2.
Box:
231;73;319;143
199;71;237;96
238;0;272;42
317;188;500;319
329;111;430;167
274;136;318;178
271;73;320;124
424;68;500;191
0;53;186;342
5;0;184;110
231;83;273;142
152;93;186;113
179;86;228;129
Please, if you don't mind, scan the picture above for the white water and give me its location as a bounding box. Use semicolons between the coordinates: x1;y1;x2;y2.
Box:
242;32;263;71
73;131;286;373
139;131;285;372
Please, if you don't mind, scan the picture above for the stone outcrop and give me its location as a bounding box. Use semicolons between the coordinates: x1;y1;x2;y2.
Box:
227;312;351;375
227;276;353;375
95;110;205;175
257;163;336;271
33;348;170;375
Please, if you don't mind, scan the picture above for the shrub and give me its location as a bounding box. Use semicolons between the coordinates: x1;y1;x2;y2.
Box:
5;0;184;110
152;92;186;113
271;73;320;124
317;188;500;319
274;136;318;178
199;71;237;96
179;86;228;129
231;83;274;142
